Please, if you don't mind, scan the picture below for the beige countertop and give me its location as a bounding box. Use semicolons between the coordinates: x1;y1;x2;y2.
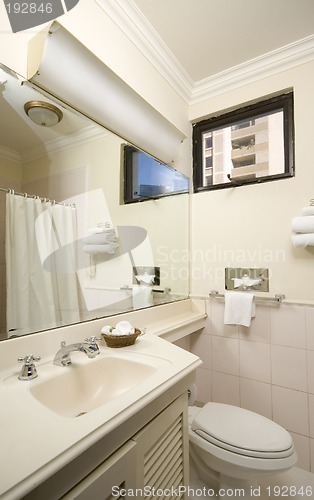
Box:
0;299;205;499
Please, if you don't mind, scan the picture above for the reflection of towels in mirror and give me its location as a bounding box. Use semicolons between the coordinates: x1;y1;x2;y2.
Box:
83;225;118;254
135;272;155;285
224;291;256;327
83;228;117;245
83;243;118;254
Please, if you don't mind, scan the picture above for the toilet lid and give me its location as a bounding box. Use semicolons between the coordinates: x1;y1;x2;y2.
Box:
191;403;294;458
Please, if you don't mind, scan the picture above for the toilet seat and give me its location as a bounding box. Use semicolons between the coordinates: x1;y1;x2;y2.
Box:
191;403;294;459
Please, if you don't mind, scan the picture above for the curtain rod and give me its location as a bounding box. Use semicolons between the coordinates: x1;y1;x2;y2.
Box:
0;187;75;207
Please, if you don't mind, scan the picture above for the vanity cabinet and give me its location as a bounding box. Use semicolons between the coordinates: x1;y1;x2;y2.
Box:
61;441;137;499
35;394;189;500
132;395;188;495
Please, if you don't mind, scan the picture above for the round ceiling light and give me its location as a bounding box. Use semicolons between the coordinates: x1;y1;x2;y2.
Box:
24;100;63;127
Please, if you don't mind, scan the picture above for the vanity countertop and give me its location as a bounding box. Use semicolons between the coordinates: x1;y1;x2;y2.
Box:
0;301;203;500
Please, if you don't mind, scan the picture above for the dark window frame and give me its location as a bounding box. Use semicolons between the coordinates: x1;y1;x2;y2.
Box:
123;145;189;204
192;92;295;192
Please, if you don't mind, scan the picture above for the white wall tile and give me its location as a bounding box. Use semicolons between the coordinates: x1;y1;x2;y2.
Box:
307;350;314;395
271;345;308;392
310;438;314;473
195;367;211;404
272;386;309;436
309;395;314;439
209;300;238;338
212;371;240;406
271;305;306;348
290;432;310;472
239;340;271;383
239;304;271;343
306;307;314;351
240;378;272;419
212;336;239;375
188;301;314;473
190;332;211;369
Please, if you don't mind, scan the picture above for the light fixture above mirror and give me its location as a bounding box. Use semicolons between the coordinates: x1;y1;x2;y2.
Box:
24;100;63;127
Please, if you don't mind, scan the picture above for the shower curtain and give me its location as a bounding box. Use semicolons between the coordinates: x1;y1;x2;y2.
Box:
5;193;80;336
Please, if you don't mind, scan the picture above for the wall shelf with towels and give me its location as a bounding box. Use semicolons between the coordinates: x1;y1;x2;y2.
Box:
209;290;285;303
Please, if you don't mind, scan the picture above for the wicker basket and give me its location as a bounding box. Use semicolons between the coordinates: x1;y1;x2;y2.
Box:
101;328;141;348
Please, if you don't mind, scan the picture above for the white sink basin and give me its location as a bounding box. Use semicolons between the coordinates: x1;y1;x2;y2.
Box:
7;351;170;418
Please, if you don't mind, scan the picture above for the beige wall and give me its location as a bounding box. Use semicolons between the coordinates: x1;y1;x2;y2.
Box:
189;61;314;303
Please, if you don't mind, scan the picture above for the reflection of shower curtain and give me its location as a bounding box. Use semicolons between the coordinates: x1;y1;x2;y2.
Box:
5;193;80;336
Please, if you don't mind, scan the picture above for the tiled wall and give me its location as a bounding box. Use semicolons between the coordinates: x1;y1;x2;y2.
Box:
178;299;314;473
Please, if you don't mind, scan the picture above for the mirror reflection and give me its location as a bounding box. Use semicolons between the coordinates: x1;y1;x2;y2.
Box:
0;64;189;341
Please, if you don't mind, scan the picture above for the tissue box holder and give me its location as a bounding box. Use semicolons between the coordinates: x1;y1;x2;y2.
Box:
101;328;141;348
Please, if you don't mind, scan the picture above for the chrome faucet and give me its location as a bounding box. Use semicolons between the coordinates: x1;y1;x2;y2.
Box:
18;354;41;380
53;337;100;367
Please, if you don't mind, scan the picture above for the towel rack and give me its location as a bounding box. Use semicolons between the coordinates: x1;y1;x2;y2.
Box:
210;290;285;303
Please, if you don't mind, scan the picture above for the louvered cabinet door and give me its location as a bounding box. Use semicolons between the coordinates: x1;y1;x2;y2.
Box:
132;394;189;500
61;440;137;500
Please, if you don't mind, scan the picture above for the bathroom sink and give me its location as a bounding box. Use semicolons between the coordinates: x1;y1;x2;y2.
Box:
29;353;165;418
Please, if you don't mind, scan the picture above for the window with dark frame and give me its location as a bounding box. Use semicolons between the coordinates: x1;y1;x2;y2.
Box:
193;92;294;191
123;145;189;204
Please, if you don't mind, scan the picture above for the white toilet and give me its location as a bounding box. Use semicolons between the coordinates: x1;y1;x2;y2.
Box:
188;401;297;492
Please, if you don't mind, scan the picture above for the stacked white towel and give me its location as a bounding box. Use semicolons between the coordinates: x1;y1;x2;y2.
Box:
291;206;314;248
83;226;119;254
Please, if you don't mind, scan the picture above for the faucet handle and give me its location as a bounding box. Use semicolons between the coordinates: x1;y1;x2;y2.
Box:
85;336;101;344
18;354;41;364
17;355;41;381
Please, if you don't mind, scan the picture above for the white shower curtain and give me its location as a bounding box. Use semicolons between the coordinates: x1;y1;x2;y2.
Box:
6;193;80;336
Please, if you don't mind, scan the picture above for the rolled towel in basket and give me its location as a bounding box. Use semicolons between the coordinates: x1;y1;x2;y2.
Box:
291;233;314;248
291;216;314;234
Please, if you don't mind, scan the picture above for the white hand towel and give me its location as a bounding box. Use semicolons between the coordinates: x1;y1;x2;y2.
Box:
224;291;256;327
291;233;314;248
291;216;314;234
302;206;314;216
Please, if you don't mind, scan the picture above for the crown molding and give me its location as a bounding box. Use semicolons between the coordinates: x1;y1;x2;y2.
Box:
94;1;314;106
94;0;194;103
0;145;21;162
21;126;107;163
191;35;314;104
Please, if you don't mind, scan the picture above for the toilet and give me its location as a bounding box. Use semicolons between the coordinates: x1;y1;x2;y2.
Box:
188;402;297;492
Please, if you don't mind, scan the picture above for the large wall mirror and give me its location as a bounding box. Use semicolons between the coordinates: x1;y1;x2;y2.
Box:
0;64;190;341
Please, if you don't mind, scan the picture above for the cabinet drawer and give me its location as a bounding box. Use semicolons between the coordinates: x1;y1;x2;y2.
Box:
61;440;137;500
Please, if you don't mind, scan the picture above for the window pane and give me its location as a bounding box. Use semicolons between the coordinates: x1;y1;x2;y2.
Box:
193;92;294;191
124;147;189;203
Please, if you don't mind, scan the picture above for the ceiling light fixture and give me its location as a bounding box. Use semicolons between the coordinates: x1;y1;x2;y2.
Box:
31;25;185;164
24;100;63;127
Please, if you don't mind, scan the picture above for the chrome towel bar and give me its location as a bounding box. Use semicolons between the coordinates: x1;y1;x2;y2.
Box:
209;290;285;303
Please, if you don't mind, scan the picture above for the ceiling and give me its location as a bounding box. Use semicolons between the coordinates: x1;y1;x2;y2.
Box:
131;0;314;83
0;66;101;158
1;0;314;157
